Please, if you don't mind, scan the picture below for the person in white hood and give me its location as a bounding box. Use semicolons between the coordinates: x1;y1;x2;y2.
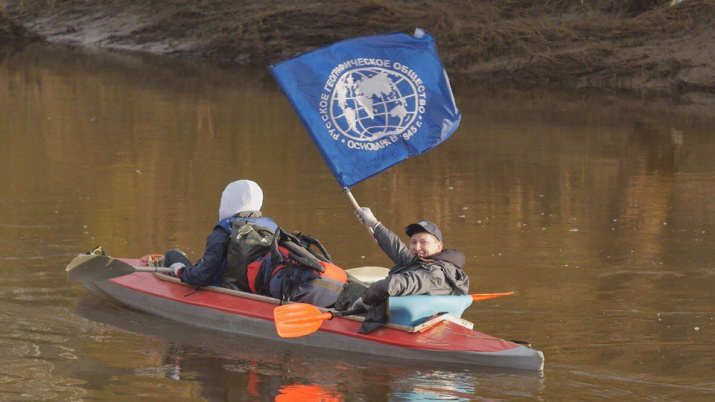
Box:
164;180;278;287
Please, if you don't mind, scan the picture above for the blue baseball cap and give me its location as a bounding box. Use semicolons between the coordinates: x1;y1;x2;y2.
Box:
405;220;443;242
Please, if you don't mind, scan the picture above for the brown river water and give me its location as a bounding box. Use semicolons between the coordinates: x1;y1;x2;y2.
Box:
1;43;714;400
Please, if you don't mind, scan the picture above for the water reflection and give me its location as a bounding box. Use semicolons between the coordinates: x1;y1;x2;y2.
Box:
275;384;340;401
1;43;714;400
75;295;544;400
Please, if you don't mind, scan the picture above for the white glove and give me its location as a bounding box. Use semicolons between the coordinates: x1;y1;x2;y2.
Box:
170;262;185;277
355;207;379;229
351;297;373;312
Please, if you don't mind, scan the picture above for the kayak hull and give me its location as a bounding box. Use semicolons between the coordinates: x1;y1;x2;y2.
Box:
83;258;544;371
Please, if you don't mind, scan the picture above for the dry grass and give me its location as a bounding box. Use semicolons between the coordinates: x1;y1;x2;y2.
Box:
143;1;713;71
5;0;715;91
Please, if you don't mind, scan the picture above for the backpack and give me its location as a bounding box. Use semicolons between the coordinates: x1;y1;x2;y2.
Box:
222;219;275;291
250;228;348;307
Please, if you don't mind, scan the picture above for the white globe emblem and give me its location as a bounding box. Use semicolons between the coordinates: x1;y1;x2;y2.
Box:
329;67;420;142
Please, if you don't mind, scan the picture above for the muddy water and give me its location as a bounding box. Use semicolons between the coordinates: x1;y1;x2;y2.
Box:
1;43;713;400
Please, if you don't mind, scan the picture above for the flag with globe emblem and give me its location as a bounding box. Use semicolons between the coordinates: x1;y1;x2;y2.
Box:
270;29;461;188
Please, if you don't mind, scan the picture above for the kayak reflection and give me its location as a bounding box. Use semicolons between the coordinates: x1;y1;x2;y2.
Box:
275;384;340;401
75;295;544;400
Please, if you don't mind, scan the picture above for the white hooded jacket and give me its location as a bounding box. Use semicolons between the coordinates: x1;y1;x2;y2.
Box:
218;180;264;220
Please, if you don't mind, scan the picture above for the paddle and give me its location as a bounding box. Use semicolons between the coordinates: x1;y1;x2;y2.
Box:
274;303;365;338
66;254;171;282
66;252;388;285
274;291;515;338
472;292;514;301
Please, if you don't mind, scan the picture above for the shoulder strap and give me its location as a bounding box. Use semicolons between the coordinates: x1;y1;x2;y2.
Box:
292;232;332;262
270;228;326;274
307;277;345;294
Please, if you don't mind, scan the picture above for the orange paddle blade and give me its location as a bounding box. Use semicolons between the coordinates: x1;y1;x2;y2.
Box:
274;303;334;338
276;384;341;402
472;292;515;301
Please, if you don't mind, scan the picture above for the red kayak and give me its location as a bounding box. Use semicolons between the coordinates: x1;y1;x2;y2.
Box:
74;256;544;371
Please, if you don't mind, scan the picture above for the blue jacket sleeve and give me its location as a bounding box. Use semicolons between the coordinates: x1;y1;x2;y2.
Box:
179;225;230;287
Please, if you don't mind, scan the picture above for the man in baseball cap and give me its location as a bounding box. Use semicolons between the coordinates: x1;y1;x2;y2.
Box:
406;220;443;241
404;220;443;258
350;207;469;333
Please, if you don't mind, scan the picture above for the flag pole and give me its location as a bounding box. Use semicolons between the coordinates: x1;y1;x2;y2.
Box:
344;187;374;235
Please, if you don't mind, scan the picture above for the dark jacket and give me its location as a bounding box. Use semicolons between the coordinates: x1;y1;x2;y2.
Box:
362;223;470;305
178;224;230;287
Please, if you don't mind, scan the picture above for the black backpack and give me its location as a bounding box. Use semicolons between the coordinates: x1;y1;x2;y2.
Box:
222;220;275;291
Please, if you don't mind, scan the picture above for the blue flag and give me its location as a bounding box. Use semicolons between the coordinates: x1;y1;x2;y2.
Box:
270;29;461;188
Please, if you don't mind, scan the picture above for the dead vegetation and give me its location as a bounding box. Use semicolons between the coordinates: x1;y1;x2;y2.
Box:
0;5;24;40
4;0;715;92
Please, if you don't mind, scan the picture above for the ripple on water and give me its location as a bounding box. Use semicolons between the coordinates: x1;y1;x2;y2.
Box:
0;300;97;400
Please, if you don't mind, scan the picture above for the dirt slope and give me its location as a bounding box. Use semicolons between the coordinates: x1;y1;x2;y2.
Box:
2;0;714;94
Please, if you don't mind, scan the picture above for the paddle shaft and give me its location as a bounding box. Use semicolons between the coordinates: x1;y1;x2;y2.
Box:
280;307;364;325
332;308;366;318
134;266;173;274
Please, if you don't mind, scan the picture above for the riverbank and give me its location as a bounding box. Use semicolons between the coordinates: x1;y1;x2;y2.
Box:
2;0;714;94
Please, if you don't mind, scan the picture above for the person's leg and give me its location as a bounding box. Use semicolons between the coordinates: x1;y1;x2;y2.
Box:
163;249;193;268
